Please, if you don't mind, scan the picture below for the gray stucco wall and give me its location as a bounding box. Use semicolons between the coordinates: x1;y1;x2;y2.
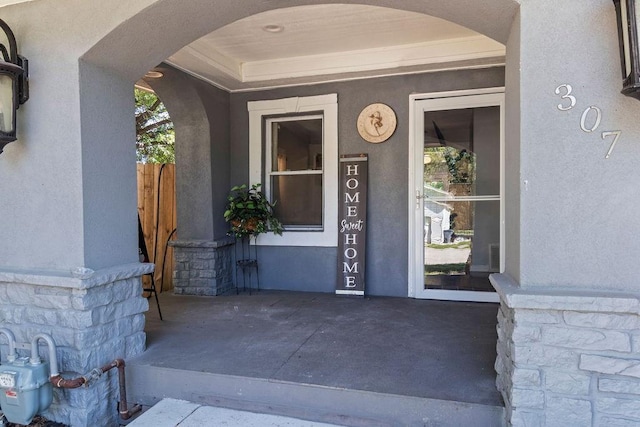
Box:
229;68;505;296
194;78;231;241
504;8;521;285
80;62;139;269
516;1;640;290
148;66;231;242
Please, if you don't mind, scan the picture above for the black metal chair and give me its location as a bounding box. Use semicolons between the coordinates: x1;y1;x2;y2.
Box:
138;216;163;320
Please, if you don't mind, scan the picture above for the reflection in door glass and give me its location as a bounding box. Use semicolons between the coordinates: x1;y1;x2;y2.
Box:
423;106;500;292
424;200;500;292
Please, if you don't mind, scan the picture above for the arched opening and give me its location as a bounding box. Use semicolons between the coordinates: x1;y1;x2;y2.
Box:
134;84;177;299
81;0;518;406
77;0;520;287
76;0;520;280
77;2;517;422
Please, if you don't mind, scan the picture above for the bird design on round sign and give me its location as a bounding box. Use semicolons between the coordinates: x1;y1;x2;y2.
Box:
357;103;397;143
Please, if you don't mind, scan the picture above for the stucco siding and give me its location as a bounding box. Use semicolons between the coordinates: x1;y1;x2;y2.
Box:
230;68;505;296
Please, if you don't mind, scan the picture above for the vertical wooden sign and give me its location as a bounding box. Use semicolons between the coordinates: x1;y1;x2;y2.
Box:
336;154;368;296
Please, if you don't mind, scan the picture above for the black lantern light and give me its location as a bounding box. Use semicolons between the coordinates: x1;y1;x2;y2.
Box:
0;19;28;153
613;0;640;99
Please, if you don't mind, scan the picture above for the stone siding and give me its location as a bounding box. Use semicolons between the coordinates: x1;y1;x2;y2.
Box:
0;263;152;427
493;274;640;427
171;239;234;296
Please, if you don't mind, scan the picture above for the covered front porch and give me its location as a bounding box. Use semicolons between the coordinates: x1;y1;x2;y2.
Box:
126;291;504;426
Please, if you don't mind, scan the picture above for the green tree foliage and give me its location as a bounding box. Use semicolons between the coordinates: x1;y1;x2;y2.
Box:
135;88;175;163
424;146;476;186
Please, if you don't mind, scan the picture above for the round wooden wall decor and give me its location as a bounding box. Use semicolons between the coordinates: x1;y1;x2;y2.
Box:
357;103;397;143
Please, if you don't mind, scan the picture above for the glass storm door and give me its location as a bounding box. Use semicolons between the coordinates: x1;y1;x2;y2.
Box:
410;90;504;302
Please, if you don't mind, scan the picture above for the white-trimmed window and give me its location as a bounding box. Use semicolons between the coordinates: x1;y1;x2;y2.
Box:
248;94;338;247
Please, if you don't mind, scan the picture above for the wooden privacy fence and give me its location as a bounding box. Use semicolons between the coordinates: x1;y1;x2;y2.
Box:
137;163;177;292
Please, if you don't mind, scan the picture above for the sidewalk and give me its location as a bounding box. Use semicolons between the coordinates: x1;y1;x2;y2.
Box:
127;398;342;427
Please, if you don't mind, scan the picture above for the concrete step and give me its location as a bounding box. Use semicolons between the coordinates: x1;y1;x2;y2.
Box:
125;365;505;427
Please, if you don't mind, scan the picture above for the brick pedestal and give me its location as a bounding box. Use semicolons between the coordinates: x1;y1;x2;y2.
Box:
0;263;152;427
492;274;640;427
170;239;234;296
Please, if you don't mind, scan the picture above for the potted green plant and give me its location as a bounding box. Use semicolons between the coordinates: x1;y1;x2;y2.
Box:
223;183;283;238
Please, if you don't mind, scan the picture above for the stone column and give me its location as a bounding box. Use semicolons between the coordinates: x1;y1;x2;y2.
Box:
0;263;152;426
170;239;234;296
492;274;640;427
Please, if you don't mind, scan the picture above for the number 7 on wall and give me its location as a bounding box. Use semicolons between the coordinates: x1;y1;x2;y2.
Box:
601;131;621;159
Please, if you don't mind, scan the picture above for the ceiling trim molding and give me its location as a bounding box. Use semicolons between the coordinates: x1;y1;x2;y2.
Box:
163;60;234;93
240;35;504;82
164;58;505;94
171;44;242;81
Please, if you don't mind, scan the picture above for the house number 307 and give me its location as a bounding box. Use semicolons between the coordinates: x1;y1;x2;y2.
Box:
554;84;621;159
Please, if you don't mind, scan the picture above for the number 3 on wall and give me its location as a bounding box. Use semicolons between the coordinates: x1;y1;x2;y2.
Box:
555;84;576;111
554;84;622;159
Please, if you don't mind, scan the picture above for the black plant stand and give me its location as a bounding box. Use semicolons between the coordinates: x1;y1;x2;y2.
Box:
235;235;259;294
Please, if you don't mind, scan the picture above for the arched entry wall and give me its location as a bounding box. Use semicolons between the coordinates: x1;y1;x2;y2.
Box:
145;65;234;295
77;0;522;278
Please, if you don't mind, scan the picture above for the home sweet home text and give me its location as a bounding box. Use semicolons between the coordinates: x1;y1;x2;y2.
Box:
336;154;368;296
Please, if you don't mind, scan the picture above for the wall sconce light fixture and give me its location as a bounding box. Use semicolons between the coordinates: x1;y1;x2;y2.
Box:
613;0;640;99
0;19;29;153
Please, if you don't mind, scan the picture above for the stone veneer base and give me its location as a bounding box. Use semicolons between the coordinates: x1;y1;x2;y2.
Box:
170;238;234;296
492;273;640;427
0;263;153;427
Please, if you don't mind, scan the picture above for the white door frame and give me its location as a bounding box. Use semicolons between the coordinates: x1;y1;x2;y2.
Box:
408;88;505;302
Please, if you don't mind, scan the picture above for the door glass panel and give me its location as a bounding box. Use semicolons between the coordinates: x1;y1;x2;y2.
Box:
424;200;500;292
422;106;500;292
423;106;500;197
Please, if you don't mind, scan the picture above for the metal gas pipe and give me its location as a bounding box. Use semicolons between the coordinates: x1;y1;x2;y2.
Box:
50;358;142;420
0;332;140;424
0;329;17;363
29;335;142;420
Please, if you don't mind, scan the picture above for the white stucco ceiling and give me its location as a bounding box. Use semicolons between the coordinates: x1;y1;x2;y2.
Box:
164;4;505;92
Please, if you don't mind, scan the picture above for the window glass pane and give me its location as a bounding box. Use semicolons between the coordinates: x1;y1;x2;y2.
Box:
271;118;323;172
0;75;14;133
423;106;500;197
622;1;632;78
271;174;322;227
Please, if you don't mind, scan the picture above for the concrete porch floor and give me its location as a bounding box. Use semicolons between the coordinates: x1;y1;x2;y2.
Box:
126;291;503;424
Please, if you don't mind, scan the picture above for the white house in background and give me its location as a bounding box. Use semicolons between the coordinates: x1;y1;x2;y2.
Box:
1;1;640;426
423;186;452;244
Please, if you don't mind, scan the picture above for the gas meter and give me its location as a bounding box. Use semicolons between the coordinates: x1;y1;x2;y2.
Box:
0;356;53;425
